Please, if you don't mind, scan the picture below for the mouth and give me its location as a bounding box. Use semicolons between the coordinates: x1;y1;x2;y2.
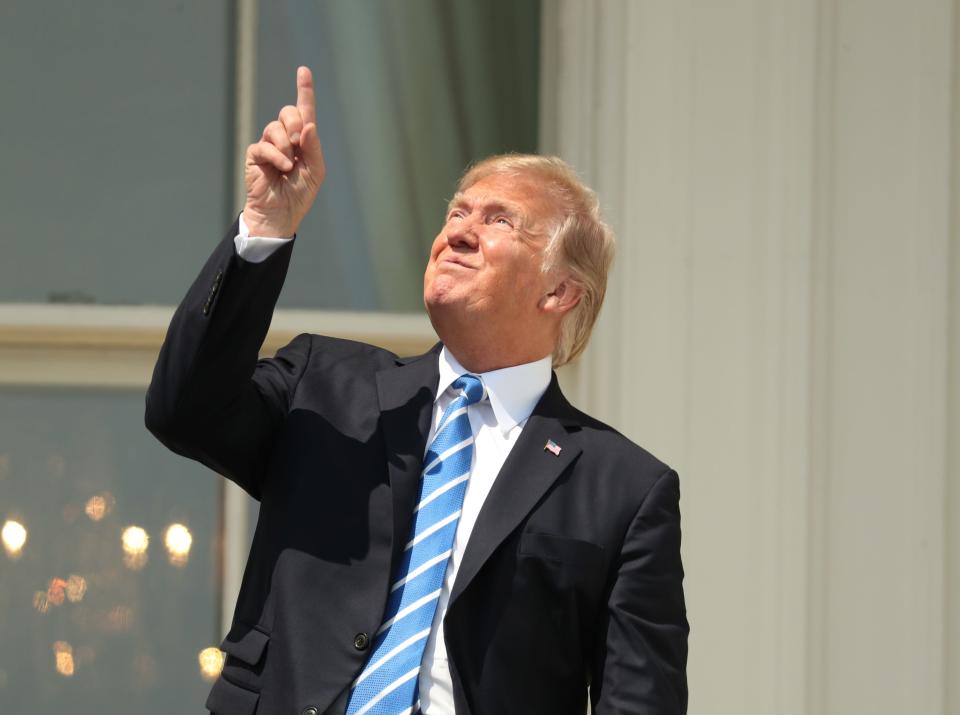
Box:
440;255;477;270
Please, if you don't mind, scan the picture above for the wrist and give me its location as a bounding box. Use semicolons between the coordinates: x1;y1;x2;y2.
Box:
241;207;295;239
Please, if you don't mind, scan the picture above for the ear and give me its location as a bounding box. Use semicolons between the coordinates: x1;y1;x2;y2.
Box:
539;278;583;316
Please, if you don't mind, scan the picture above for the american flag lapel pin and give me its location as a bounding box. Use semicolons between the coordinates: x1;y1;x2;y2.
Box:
544;439;562;456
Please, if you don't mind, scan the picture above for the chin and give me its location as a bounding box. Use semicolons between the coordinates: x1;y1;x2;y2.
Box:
423;275;463;309
424;286;470;336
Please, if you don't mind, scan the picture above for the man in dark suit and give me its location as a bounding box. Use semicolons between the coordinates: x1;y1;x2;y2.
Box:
146;66;688;714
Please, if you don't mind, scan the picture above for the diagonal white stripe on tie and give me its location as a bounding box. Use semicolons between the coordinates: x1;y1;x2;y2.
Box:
420;436;474;476
351;628;431;689
375;589;442;635
414;474;470;513
435;405;469;432
352;667;421;715
404;511;461;551
390;551;452;593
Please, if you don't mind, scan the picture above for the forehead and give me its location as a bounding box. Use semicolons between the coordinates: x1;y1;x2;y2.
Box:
453;173;556;222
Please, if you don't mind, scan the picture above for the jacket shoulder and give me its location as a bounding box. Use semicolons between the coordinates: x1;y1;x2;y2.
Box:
297;334;439;367
305;334;397;359
288;335;437;407
565;402;676;494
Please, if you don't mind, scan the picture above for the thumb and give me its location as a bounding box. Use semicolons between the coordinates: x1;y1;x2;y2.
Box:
299;123;325;174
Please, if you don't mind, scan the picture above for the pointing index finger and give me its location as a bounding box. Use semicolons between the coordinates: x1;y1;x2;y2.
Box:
296;66;316;127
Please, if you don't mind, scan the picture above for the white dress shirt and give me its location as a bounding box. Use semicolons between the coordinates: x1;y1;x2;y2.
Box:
233;215;554;713
233;212;293;262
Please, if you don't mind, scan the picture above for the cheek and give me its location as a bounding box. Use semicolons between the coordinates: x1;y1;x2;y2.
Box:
429;232;448;258
424;236;444;278
496;250;545;297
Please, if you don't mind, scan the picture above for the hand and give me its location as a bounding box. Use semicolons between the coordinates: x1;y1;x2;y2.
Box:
243;66;326;237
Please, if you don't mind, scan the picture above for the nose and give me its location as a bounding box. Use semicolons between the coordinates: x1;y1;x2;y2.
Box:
446;217;479;250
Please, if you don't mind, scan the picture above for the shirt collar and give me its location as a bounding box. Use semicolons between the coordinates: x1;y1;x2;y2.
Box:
437;346;553;435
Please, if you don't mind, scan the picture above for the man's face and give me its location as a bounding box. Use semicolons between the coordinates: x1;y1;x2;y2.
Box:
423;173;557;327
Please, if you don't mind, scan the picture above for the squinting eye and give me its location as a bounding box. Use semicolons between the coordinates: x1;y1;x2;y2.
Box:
494;216;512;227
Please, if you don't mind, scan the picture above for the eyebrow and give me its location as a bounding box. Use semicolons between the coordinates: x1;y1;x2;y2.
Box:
447;193;526;221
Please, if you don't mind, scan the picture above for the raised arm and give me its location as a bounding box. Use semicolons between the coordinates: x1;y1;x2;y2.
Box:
145;67;326;499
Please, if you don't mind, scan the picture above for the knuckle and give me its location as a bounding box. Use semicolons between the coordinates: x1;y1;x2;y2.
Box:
263;125;290;148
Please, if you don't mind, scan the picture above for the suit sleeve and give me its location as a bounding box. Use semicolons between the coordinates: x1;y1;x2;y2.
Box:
144;218;310;500
592;469;689;714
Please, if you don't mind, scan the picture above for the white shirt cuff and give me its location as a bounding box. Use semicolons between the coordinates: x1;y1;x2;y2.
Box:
233;212;294;263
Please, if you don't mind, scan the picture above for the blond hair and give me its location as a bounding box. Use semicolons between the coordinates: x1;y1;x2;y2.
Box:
456;154;615;367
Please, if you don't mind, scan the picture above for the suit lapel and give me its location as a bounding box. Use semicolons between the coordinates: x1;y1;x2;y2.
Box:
448;374;583;608
375;344;442;566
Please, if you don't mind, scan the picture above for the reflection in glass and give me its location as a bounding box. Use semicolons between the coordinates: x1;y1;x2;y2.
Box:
47;577;67;606
164;523;192;567
84;492;115;521
33;591;50;614
198;647;224;681
121;525;149;570
53;641;75;677
66;574;88;602
2;519;27;559
104;605;134;633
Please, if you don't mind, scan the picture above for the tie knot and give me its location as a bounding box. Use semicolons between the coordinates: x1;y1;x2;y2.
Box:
451;373;485;406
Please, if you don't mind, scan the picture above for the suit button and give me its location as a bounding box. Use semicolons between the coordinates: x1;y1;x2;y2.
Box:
353;632;370;650
301;708;318;715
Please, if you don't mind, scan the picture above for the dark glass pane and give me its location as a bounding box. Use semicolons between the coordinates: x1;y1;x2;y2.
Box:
0;389;220;713
0;1;232;306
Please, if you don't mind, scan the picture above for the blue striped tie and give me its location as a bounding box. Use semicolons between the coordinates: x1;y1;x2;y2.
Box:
345;374;486;715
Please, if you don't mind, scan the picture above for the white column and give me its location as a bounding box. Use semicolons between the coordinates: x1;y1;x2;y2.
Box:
947;3;960;712
807;2;952;713
542;1;957;713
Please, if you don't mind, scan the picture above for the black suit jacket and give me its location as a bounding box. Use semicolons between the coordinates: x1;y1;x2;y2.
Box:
145;220;688;715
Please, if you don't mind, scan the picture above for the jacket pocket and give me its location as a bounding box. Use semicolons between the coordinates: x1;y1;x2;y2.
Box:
206;622;270;713
519;531;604;570
220;622;270;666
